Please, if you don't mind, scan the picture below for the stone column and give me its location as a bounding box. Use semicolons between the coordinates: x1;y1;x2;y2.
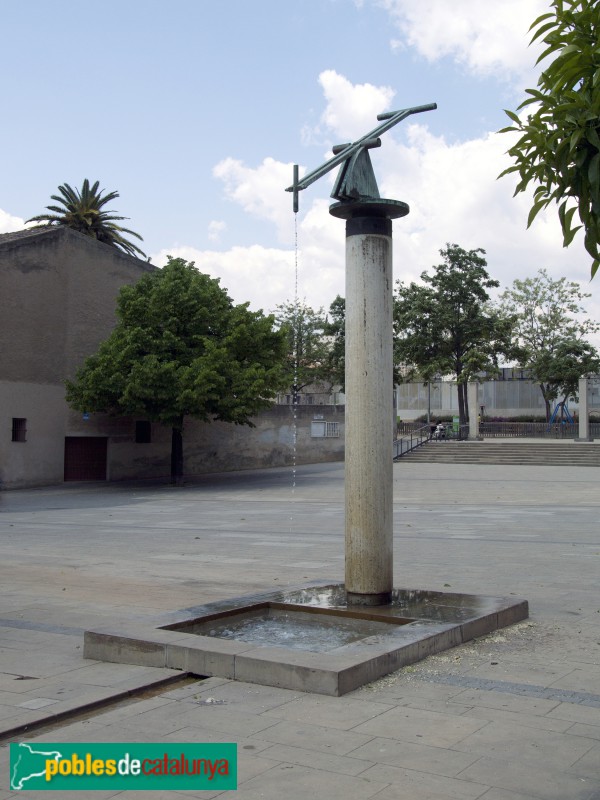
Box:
575;377;593;442
331;200;407;606
468;382;482;440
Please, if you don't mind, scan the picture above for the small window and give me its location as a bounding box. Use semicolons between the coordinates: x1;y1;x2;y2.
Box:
135;420;152;443
311;420;340;438
12;418;27;442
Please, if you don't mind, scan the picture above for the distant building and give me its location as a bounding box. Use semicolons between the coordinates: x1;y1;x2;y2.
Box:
277;381;345;407
396;369;600;421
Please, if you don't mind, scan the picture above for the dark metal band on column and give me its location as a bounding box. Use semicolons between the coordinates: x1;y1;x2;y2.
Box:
346;216;392;238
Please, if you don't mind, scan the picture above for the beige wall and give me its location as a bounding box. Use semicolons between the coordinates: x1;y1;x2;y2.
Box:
0;381;66;487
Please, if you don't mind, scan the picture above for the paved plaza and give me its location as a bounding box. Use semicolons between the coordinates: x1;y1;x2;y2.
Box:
0;459;599;799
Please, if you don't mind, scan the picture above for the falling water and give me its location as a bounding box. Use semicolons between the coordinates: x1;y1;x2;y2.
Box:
291;211;299;519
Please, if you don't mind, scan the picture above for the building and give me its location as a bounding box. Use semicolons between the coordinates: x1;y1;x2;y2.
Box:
1;226;343;488
0;226;158;488
396;369;600;421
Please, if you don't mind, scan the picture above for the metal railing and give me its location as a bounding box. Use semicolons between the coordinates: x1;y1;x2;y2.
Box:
480;421;600;438
393;424;431;459
398;421;600;439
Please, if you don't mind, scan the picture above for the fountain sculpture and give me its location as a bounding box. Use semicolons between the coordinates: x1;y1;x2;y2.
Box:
84;103;528;695
286;103;436;605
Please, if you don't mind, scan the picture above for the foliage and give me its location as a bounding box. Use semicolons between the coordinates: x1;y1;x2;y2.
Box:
394;244;518;425
533;339;600;407
499;0;600;277
274;300;333;397
66;257;288;482
323;295;346;390
500;267;600;419
27;179;146;258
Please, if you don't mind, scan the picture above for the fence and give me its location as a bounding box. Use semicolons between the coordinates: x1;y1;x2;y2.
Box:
480;421;600;438
398;421;600;439
393;425;431;459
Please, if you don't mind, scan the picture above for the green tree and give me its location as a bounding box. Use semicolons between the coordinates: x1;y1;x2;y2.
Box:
533;339;600;416
324;295;346;391
27;179;146;258
500;268;600;420
499;0;600;277
394;244;517;425
66;257;288;484
274;300;332;400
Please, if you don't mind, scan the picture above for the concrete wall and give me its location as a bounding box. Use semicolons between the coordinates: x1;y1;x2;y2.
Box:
0;226;155;384
107;404;346;481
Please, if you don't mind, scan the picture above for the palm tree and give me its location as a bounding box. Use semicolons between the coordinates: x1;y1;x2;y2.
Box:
27;179;146;258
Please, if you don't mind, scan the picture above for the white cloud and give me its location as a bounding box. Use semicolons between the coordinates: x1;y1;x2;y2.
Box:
213;156;296;243
300;70;396;150
151;244;325;315
158;69;600;347
207;219;226;242
375;121;590;283
316;70;396;141
0;208;26;233
379;0;548;84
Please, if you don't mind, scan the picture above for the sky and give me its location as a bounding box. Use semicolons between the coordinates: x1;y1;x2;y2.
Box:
2;0;599;335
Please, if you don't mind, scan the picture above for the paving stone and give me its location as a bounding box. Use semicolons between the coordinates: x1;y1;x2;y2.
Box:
16;697;59;710
29;715;162;742
231;762;387;799
454;720;597;769
458;755;600;799
163;705;282;738
353;677;469;703
549;668;600;695
358;762;488;799
257;742;374;776
473;789;545;800
78;696;175;727
462;662;578;687
234;751;282;784
568;723;600;741
261;694;395;730
461;704;576;732
1;462;600;800
348;735;479;777
162;726;229;743
452;688;561;716
402;696;476;716
547;702;600;725
109;792;221;800
569;743;600;779
251;719;375;756
175;679;301;714
352;705;488;748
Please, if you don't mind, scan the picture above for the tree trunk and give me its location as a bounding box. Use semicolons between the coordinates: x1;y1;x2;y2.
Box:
457;383;468;427
539;383;552;422
171;417;184;486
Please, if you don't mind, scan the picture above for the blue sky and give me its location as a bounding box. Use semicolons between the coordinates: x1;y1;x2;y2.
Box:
2;0;598;327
